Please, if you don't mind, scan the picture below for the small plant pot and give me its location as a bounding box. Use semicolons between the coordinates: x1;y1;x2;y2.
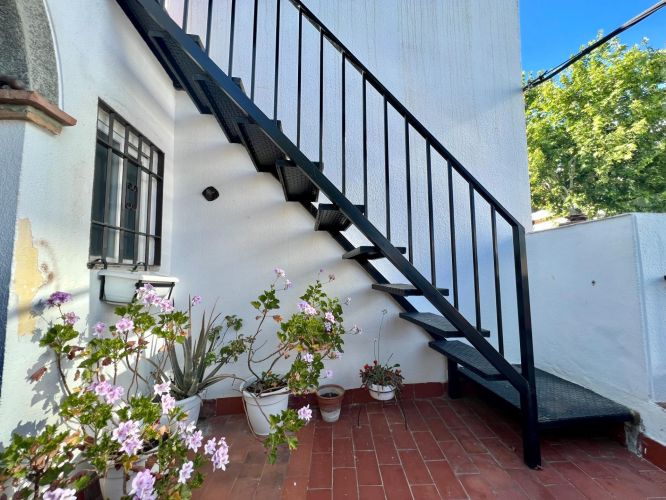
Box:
368;384;395;401
241;378;290;436
159;394;201;427
316;384;345;422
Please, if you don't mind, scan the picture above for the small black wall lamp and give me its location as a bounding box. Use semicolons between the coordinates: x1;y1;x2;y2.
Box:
202;186;219;201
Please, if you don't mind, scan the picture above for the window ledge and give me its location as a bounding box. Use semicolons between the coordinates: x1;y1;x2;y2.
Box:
0;89;76;134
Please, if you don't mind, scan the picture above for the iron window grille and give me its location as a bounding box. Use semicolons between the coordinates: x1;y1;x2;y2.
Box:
89;101;163;268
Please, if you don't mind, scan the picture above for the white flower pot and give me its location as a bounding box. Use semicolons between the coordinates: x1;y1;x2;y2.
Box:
159;394;201;427
368;384;395;401
99;457;146;500
241;379;290;436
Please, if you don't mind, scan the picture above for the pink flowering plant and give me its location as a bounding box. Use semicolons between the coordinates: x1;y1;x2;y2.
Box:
0;289;231;499
241;268;356;462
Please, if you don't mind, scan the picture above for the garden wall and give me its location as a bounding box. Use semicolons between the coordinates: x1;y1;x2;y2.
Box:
528;213;666;451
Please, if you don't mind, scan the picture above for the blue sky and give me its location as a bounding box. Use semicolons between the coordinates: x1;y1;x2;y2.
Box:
520;0;666;74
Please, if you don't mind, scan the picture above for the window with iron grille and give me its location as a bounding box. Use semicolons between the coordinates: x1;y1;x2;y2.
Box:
89;101;163;267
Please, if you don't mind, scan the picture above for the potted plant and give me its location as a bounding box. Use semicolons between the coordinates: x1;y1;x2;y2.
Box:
145;290;246;425
238;268;355;458
359;310;404;401
0;289;232;499
316;384;345;422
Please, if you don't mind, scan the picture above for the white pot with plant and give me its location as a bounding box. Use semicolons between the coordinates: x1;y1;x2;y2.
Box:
359;310;405;401
237;268;359;462
150;295;246;426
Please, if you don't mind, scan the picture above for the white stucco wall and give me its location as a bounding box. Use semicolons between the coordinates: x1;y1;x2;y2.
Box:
0;0;177;442
528;214;666;446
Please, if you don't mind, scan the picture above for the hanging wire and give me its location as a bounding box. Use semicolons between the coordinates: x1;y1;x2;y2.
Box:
523;0;666;91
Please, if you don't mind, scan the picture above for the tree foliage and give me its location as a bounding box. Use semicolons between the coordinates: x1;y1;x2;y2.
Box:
525;37;665;217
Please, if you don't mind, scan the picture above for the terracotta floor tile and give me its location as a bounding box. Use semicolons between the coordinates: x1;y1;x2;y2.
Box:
373;434;400;465
425;417;455;442
228;477;260;498
436;405;466;429
383;404;405;425
410;484;441;500
415;400;439;420
481;437;525;469
390;423;417;450
468;453;518;492
506;468;557;499
458;474;495;499
450;426;487;454
333;416;353;438
551;461;611;499
355;450;382;486
309;453;333;489
307;489;332;500
332;468;358;500
369;412;391;436
379;464;412;500
437;439;479;475
399;449;434;485
282;478;308;500
544;483;588;499
314;426;333;453
358;485;386;500
413;431;445;461
333;437;355;468
352;425;374;451
426;460;468;499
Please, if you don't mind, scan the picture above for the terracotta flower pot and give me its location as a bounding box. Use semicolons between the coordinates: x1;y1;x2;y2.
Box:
316;384;345;422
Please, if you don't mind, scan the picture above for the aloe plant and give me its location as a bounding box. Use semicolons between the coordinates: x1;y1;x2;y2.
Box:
161;304;246;400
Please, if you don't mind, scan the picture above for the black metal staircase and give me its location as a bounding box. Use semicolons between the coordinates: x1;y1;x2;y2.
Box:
116;0;633;468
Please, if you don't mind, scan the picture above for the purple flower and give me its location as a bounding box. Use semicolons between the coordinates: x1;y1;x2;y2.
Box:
105;385;124;404
324;322;332;332
302;352;314;364
185;430;203;452
178;460;194;484
191;295;202;306
112;420;141;443
204;437;217;456
120;436;143;456
153;381;170;396
161;394;176;415
297;405;313;422
45;291;72;308
93;380;112;397
297;301;317;316
137;284;159;306
178;421;196;435
131;469;156;500
93;322;106;336
284;279;293;290
43;488;77;500
115;317;134;333
325;369;333;379
274;267;286;278
324;311;336;324
212;439;230;471
62;312;79;325
159;298;174;313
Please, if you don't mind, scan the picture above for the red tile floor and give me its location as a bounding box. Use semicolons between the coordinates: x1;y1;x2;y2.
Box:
195;394;666;499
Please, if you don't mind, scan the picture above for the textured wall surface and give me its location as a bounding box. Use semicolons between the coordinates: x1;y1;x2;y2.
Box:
0;0;59;104
528;214;666;446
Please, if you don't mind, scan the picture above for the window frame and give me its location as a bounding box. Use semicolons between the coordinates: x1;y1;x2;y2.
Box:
89;100;164;269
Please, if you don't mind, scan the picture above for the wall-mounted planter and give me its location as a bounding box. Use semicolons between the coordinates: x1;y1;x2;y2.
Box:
97;270;179;304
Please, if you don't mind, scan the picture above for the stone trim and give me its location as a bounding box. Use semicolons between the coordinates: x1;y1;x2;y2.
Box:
0;89;76;134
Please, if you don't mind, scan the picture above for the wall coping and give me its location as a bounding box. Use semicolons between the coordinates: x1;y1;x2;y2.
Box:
0;89;76;134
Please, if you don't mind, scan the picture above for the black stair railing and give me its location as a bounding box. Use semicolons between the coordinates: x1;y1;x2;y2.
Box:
148;0;539;466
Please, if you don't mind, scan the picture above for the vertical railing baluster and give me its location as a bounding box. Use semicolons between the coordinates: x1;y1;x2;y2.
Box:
447;160;459;309
273;0;281;120
341;53;346;195
405;118;413;263
469;185;481;330
296;9;303;148
491;207;504;355
383;97;390;240
182;0;190;31
318;30;324;163
362;75;368;215
426;142;436;286
205;0;213;54
250;0;259;101
228;0;236;75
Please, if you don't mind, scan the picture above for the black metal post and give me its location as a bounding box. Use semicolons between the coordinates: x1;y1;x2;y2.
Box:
273;0;281;120
205;0;213;54
250;0;259;100
447;161;459;309
227;0;236;75
426;142;435;285
491;207;504;355
405;118;413;263
470;185;481;330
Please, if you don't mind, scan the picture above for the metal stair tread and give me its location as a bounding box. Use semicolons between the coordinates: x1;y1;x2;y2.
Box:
342;246;406;260
373;283;449;297
400;312;490;338
237;118;285;174
428;340;503;379
459;367;634;426
276;160;322;202
314;204;364;232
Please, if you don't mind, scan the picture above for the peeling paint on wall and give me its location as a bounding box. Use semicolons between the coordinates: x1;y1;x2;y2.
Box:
12;218;48;335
